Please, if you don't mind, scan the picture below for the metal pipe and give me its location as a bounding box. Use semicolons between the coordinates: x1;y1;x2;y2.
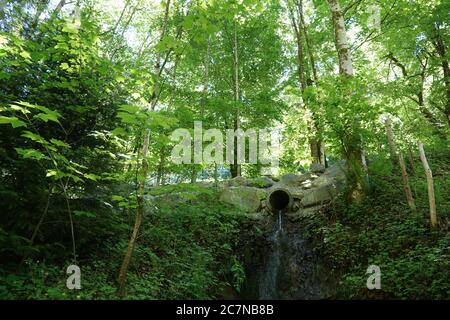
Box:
267;188;293;213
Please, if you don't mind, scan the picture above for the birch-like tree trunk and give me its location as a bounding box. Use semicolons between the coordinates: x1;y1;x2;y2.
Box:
418;143;438;228
328;0;367;190
327;0;354;76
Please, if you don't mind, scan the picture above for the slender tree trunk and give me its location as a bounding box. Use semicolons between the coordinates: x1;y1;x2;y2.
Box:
418;143;438;228
20;186;53;266
432;27;450;128
289;0;324;165
156;149;166;186
191;168;197;183
299;2;326;165
384;116;398;167
408;146;415;175
117;131;149;297
232;21;241;177
61;181;77;263
53;0;66;15
150;0;172;111
117;0;171;297
399;154;416;212
214;163;218;187
201;37;211;120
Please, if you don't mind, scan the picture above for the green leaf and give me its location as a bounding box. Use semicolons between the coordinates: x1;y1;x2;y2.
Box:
62;24;79;34
46;169;58;177
21;131;46;144
112;195;124;201
83;173;100;181
0;116;27;128
15;148;47;161
9;104;31;114
117;112;140;125
33;112;60;124
19;51;31;60
111;127;128;136
50;138;70;148
119;104;141;114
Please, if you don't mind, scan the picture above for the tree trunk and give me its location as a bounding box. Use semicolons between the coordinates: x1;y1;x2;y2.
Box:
328;0;366;189
117;0;171;297
191;167;197;183
399;154;416;213
384;116;398;167
418;143;438;228
408;146;415;175
156;149;166;186
201;37;211;120
432;27;450;128
20;186;53;266
327;0;354;76
232;21;241;177
299;2;325;164
214;163;218;187
289;0;324;165
117;131;149;297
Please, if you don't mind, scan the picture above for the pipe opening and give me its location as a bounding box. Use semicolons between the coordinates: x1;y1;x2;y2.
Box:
268;189;292;212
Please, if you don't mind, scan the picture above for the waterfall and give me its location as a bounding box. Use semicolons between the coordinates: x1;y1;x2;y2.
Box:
259;210;284;300
253;209;332;300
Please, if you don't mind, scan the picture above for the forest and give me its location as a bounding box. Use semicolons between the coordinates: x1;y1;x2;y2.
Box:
0;0;449;300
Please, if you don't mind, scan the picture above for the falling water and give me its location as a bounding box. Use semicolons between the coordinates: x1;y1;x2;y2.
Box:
259;210;284;299
253;209;333;300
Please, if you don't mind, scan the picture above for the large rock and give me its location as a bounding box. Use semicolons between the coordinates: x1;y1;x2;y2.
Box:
219;186;266;212
310;163;326;174
226;176;249;187
280;173;315;186
311;165;346;188
247;176;274;188
301;185;336;207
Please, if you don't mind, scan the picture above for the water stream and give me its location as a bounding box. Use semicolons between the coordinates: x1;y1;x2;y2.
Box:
259;210;285;299
255;210;333;300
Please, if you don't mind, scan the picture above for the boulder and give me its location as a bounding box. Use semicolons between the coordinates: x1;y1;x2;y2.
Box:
280;173;314;186
301;185;336;207
310;163;326;174
219;186;266;213
311;174;335;189
226;176;249;187
285;205;323;222
247;176;274;188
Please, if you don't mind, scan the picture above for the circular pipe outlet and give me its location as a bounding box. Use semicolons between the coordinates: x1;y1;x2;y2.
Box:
268;188;293;213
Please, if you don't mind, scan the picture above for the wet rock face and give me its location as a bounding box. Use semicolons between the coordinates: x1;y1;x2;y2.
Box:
239;212;336;300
